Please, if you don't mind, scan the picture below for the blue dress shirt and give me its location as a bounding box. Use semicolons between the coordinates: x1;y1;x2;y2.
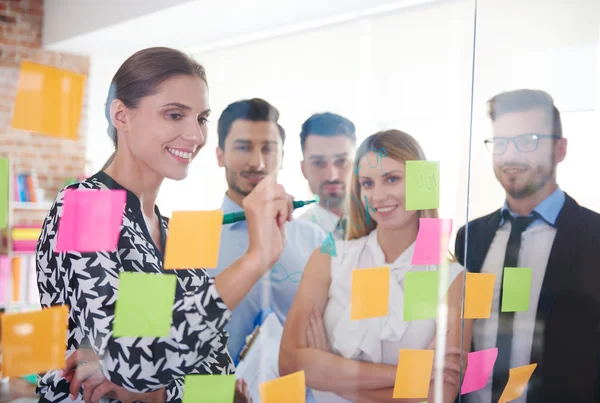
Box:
209;194;327;361
500;186;565;228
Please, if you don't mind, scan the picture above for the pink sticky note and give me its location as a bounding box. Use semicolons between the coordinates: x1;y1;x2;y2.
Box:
411;218;453;265
0;256;10;304
56;189;126;252
461;348;498;395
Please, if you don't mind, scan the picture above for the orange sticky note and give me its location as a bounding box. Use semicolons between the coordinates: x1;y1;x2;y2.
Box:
12;61;86;140
393;349;434;398
260;370;306;403
0;305;68;377
351;267;390;320
463;273;496;319
164;210;223;269
498;363;537;403
12;257;21;302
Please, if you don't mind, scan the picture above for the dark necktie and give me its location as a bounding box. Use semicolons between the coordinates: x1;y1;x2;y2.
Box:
335;217;348;239
492;211;538;401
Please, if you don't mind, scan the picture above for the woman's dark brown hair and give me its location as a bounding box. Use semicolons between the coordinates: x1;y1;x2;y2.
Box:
101;47;208;169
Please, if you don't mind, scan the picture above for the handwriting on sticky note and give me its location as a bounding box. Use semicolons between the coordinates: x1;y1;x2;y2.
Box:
56;189;125;253
461;348;498;395
320;232;337;256
260;370;306;403
501;267;532;312
393;349;434;398
405;161;440;211
351;267;390;320
404;271;439;321
164;210;223;269
412;218;453;265
113;272;176;337
12;61;86;140
0;305;68;377
464;273;496;319
498;363;537;403
183;374;236;403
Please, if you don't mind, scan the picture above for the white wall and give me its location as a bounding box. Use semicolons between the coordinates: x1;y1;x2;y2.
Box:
43;0;194;47
84;0;600;231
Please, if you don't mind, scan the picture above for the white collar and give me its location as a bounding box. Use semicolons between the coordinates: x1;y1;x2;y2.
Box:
330;228;416;363
305;204;342;234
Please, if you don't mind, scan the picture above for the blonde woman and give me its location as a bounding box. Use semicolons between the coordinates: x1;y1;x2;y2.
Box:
280;130;472;403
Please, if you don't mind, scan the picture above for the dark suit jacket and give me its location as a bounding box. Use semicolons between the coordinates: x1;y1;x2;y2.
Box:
455;193;600;402
455;195;600;403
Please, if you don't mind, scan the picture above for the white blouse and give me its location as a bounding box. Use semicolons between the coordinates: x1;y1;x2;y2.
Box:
313;228;464;403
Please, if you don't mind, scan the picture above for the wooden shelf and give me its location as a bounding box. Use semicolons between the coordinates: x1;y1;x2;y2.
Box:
0;302;40;310
11;202;52;211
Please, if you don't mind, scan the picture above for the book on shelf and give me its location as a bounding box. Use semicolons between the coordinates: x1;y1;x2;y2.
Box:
0;225;42;254
0;254;40;308
14;171;44;203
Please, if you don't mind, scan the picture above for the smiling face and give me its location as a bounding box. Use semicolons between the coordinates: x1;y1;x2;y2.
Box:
492;108;566;199
116;75;210;181
357;150;419;231
216;119;283;198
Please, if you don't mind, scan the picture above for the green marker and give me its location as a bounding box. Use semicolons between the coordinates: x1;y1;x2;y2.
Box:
223;199;316;224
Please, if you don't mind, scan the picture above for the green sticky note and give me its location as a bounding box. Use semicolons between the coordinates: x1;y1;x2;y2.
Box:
404;271;439;321
0;157;8;229
113;272;177;337
405;161;440;210
501;267;532;312
183;374;236;403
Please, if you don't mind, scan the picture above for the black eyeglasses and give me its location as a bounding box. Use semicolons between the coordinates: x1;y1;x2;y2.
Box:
484;133;561;155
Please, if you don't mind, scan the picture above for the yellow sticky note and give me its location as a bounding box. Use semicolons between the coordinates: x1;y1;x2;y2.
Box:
1;305;68;377
12;61;86;140
393;349;434;399
463;273;496;319
164;210;223;269
499;363;537;403
260;370;306;403
351;267;390;320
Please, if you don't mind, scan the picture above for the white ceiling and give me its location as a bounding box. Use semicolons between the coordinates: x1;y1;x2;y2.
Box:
43;0;444;56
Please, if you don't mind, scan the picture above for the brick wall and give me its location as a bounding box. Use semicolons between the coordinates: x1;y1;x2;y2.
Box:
0;0;90;225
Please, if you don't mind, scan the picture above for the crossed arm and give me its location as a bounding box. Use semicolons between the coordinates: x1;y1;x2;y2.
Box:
279;249;473;403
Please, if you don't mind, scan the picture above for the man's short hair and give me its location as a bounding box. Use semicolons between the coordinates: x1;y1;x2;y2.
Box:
217;98;286;149
299;112;356;153
487;89;563;137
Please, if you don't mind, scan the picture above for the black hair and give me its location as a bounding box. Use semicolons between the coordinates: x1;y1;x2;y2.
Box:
217;98;285;149
299;112;356;153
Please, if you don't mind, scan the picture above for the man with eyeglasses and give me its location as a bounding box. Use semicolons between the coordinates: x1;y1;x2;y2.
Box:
456;89;600;403
299;112;357;239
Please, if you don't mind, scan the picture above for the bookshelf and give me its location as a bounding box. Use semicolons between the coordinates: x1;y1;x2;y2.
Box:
0;156;46;314
12;201;53;211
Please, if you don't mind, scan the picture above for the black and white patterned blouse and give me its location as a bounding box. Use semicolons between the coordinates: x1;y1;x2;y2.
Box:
36;171;234;403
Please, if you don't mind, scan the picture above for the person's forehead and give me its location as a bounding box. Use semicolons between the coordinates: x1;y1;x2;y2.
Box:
492;108;552;137
149;76;209;111
304;135;354;155
228;120;281;140
359;152;404;175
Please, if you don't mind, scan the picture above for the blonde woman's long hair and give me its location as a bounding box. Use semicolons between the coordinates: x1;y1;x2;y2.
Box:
346;129;439;241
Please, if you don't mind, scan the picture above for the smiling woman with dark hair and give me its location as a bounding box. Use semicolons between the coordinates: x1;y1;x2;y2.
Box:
36;47;294;403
